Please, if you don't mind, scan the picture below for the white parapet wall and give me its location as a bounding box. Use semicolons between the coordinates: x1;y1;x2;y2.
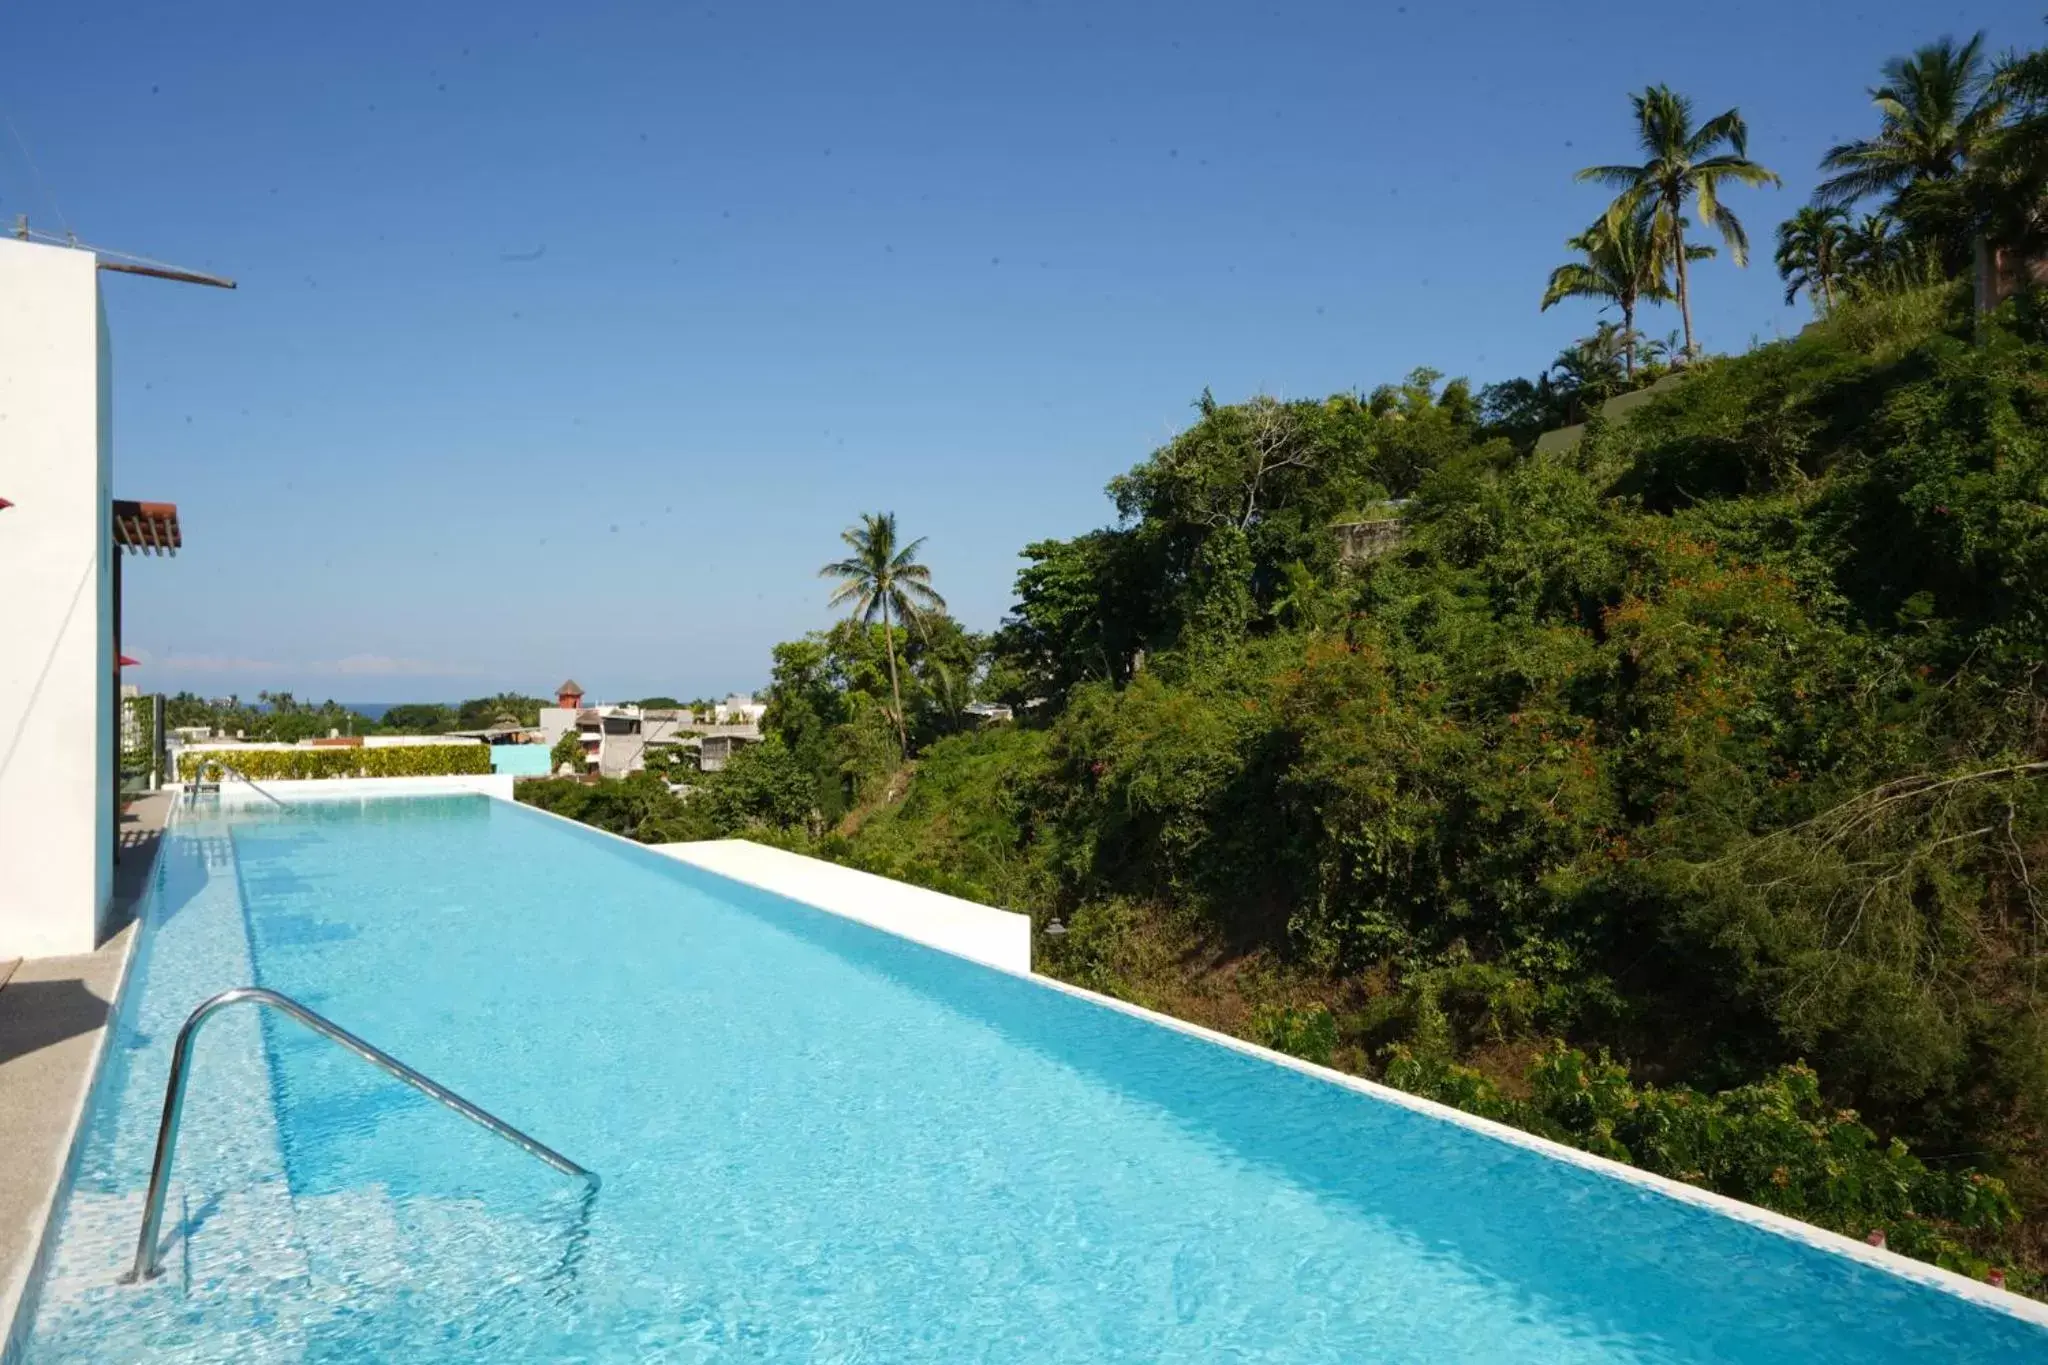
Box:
0;241;113;959
173;774;515;806
177;737;485;753
651;840;1033;974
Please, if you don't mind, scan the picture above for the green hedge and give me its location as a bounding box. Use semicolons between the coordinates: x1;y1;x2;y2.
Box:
178;744;493;782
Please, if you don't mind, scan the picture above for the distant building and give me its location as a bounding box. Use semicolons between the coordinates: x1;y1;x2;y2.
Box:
1332;518;1404;565
446;721;543;745
715;693;768;725
1530;375;1689;457
1332;501;1411;567
536;683;759;778
696;730;762;772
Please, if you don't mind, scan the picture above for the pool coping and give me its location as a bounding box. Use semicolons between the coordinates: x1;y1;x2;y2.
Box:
0;932;138;1365
29;787;2047;1342
649;839;1033;973
0;800;164;1363
506;791;2048;1332
1028;973;2048;1331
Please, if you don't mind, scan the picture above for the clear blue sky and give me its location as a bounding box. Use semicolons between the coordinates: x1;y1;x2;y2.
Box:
4;1;2031;703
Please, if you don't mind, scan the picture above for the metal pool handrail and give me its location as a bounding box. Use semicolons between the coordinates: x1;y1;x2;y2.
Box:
123;986;599;1283
187;758;289;807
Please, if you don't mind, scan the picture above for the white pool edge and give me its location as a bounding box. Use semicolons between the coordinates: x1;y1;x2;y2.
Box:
1023;972;2048;1330
110;787;2048;1334
649;840;1032;973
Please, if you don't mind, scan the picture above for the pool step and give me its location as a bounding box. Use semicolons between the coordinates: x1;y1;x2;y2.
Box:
293;1183;581;1285
25;1183;318;1364
28;1183;579;1362
280;1183;589;1355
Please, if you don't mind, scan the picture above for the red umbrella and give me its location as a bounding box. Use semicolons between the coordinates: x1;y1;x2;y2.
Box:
118;654;140;667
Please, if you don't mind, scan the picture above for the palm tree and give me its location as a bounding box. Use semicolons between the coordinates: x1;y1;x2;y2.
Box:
1269;560;1325;632
923;659;972;736
1638;328;1684;372
1815;35;2003;208
1971;43;2048;257
819;512;946;752
1579;85;1782;359
1835;211;1936;296
1550;323;1630;421
1775;205;1851;313
1541;200;1711;378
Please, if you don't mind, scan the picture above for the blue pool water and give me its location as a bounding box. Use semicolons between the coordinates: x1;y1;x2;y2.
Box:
19;795;2048;1362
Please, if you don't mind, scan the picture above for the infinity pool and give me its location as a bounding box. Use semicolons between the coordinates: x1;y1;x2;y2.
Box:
18;794;2048;1361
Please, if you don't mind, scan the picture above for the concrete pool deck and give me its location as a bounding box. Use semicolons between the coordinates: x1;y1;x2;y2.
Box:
0;792;167;1357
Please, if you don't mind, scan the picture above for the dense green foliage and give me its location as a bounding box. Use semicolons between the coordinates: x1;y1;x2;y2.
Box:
376;703;456;733
165;691;546;740
517;735;822;845
1388;1039;2018;1275
1814;33;2004;279
1788;31;2048;309
520;771;710;843
176;743;493;780
166;691;379;742
733;287;2048;1288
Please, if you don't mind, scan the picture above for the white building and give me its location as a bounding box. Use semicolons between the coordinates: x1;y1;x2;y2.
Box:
0;238;195;958
714;693;767;725
534;680;759;778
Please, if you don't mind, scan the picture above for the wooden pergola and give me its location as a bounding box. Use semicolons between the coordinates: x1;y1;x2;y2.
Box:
112;500;181;556
110;499;181;675
110;500;181;857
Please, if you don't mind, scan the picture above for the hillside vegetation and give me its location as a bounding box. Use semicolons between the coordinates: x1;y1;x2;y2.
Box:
523;286;2048;1285
781;287;2047;1286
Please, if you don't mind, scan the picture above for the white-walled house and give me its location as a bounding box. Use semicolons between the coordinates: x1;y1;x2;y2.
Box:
714;694;767;725
534;680;760;777
0;238;193;959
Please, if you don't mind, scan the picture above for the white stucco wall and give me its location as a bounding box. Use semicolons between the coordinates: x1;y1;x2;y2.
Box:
0;241;113;959
174;774;515;806
537;706;578;747
178;737;483;752
651;840;1033;973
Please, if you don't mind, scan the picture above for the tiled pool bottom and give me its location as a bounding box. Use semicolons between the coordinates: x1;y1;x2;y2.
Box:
18;795;2048;1362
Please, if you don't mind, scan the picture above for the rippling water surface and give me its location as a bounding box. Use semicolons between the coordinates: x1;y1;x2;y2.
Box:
20;795;2048;1362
